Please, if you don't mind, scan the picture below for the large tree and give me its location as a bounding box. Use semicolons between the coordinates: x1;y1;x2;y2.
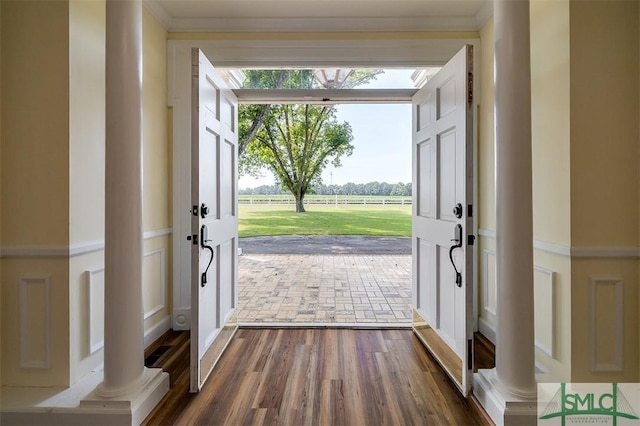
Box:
246;104;354;212
239;69;381;212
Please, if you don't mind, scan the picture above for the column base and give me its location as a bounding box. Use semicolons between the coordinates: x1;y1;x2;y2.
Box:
80;367;169;425
0;368;168;425
473;368;537;426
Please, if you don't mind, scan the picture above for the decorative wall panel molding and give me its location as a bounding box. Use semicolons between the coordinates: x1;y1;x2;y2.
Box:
19;277;52;368
589;277;623;372
143;248;167;320
533;266;556;359
482;249;496;317
86;267;105;355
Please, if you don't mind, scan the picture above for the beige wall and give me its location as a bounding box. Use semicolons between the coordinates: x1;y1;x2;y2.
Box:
477;8;574;380
531;0;571;247
1;1;70;247
530;0;573;381
68;0;105;383
569;0;639;248
141;6;172;337
143;8;171;233
1;0;72;387
1;2;172;387
478;0;639;382
569;0;639;382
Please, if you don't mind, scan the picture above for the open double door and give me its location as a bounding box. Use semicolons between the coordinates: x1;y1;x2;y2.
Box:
188;46;475;396
189;49;239;392
412;45;475;396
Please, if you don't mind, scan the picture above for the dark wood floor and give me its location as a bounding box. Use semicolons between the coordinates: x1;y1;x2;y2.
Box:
143;328;495;426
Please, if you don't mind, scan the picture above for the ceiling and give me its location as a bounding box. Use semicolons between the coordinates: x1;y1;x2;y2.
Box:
144;0;492;32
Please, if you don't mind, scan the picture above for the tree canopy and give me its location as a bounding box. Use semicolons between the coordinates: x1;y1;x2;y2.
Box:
238;68;382;212
245;104;354;212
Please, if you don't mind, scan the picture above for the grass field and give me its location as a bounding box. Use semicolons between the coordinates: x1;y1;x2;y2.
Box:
239;205;412;238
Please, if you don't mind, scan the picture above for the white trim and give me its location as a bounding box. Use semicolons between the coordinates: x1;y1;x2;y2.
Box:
572;246;640;258
169;16;479;33
143;248;167;320
143;0;172;30
478;317;496;345
589;277;624;372
144;316;172;349
477;228;639;258
238;322;412;329
143;228;173;240
169;39;481;69
1;228;173;259
533;266;556;359
533;240;571;257
235;88;418;104
70;240;105;257
477;228;496;239
482;249;496;317
475;1;494;29
86;267;105;355
19;277;52;369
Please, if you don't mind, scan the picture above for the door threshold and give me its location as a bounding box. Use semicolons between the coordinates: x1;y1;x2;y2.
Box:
238;321;412;329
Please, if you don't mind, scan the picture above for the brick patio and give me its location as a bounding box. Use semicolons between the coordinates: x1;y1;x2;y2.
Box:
238;254;412;324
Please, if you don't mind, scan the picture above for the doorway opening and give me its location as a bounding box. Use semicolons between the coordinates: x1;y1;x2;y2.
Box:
235;99;414;326
230;67;423;327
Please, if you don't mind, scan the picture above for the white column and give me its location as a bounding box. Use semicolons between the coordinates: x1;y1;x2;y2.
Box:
493;0;536;399
97;0;146;397
474;1;537;424
80;2;168;422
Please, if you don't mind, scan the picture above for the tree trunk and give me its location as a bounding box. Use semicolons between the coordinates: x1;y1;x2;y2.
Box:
295;195;306;213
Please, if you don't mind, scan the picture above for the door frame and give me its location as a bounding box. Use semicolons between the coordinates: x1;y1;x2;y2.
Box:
167;38;481;333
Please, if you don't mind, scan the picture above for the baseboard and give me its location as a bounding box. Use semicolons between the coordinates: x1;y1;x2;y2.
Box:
478;317;496;344
144;316;171;349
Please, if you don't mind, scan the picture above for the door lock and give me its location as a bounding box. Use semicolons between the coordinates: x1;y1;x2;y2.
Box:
200;203;210;219
453;203;463;219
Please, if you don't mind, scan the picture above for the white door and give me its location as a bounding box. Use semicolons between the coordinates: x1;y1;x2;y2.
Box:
190;48;239;392
412;45;474;396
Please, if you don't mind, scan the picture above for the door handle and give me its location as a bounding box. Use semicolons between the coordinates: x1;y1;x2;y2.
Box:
200;224;214;287
452;203;463;219
449;224;463;287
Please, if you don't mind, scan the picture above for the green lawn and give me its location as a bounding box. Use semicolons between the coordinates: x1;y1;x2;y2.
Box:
239;205;412;238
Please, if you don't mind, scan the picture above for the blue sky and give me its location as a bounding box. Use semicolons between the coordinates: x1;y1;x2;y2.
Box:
238;69;414;189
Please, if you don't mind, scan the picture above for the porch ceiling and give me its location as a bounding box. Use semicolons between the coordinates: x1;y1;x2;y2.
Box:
144;0;492;32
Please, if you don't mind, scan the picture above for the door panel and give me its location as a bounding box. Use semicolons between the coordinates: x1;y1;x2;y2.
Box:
412;44;474;396
190;48;239;392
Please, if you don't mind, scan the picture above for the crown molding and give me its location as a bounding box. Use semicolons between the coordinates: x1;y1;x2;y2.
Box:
168;16;479;33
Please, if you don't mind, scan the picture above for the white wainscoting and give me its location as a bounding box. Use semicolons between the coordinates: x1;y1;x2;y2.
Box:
19;277;52;368
86;267;105;355
143;248;167;320
85;248;168;355
589;277;624;372
533;266;556;359
0;228;172;258
481;249;496;318
477;229;639;258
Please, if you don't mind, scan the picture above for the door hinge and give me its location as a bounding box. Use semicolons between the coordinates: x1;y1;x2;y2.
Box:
467;235;475;246
467;45;474;106
467;338;473;370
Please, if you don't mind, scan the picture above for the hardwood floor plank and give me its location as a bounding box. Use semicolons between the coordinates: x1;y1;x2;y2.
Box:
143;328;493;426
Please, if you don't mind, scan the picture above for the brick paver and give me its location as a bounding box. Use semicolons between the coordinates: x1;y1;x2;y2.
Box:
238;254;412;324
